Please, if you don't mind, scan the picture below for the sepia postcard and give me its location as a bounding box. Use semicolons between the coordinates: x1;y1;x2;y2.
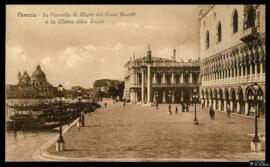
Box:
5;4;266;163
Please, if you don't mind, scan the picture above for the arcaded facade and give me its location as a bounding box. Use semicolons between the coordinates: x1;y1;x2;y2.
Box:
124;48;200;104
199;5;265;116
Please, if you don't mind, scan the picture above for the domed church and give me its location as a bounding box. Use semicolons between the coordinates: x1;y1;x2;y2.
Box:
6;64;56;98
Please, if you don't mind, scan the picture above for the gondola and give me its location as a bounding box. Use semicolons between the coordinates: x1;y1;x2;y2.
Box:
6;102;100;131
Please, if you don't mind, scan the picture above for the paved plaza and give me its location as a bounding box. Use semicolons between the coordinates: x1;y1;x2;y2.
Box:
47;102;265;161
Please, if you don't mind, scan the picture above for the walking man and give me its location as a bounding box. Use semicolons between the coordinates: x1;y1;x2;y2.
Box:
123;101;126;108
182;103;185;112
104;102;107;108
186;105;189;112
209;105;213;120
168;104;172;115
156;102;159;110
175;106;178;114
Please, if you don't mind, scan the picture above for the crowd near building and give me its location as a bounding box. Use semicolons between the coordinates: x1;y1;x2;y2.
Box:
124;47;200;104
199;5;265;116
6;64;56;98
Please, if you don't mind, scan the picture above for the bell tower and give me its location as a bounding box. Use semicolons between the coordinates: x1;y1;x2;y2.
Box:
17;71;21;84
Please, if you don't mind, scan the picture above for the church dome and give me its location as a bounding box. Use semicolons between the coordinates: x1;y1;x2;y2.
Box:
31;65;47;81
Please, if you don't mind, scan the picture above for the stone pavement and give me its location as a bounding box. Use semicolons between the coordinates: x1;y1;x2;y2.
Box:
44;102;265;161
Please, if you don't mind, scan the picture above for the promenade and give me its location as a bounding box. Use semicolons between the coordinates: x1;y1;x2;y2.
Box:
46;102;265;161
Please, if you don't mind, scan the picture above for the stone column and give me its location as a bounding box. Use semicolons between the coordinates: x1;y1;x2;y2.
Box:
230;100;233;112
201;99;204;108
162;73;166;84
162;90;166;103
133;72;136;85
224;101;227;112
171;73;175;84
245;64;248;81
180;73;184;83
147;64;152;104
189;73;193;83
153;72;156;84
141;68;145;103
260;61;263;81
241;64;244;82
135;73;137;85
218;100;221;111
213;99;216;110
181;89;183;102
153;92;156;103
209;99;212;108
237;101;240;113
245;101;249;115
135;91;137;103
254;62;257;81
172;90;175;103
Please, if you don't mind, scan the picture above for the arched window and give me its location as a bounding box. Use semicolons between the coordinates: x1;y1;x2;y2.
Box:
206;30;210;49
217;22;222;43
245;6;256;29
232;10;238;33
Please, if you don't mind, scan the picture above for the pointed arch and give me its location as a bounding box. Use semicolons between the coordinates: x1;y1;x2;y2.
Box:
232;9;238;33
217;21;222;42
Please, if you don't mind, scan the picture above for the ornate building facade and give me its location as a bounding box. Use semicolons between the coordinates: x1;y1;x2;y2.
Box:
6;64;56;98
124;47;200;104
199;5;265;116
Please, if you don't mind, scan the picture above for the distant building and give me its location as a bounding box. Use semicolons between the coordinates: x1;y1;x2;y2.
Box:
199;5;265;115
124;47;200;104
6;64;56;98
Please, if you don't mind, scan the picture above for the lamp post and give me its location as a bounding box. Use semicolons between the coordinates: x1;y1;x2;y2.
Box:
248;83;262;151
155;91;159;110
77;89;84;127
192;88;199;125
168;90;172;104
56;84;65;151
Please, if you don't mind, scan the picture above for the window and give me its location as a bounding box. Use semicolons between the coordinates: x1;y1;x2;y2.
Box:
232;9;238;33
206;30;210;49
217;22;222;43
245;6;256;29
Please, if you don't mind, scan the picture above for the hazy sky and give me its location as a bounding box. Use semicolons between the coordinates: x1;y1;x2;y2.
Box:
6;5;200;89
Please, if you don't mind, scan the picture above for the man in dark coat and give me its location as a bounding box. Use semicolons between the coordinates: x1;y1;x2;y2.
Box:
169;104;172;115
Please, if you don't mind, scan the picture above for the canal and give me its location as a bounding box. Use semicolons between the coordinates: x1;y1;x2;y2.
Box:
5;98;67;161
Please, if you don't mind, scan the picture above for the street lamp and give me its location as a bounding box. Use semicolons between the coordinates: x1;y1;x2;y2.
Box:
155;91;159;103
248;83;262;151
192;88;199;125
56;84;65;151
168;90;172;104
155;91;159;110
77;89;84;127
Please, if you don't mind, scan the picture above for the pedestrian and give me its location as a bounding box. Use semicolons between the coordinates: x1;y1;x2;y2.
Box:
186;105;189;112
175;106;178;114
156;102;159;110
104;102;107;108
123;101;126;108
211;105;216;120
209;105;213;120
182;103;185;112
168;104;172;115
226;105;231;118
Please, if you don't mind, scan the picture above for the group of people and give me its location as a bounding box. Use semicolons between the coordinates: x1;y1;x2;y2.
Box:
209;104;231;120
181;103;189;112
168;104;179;115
